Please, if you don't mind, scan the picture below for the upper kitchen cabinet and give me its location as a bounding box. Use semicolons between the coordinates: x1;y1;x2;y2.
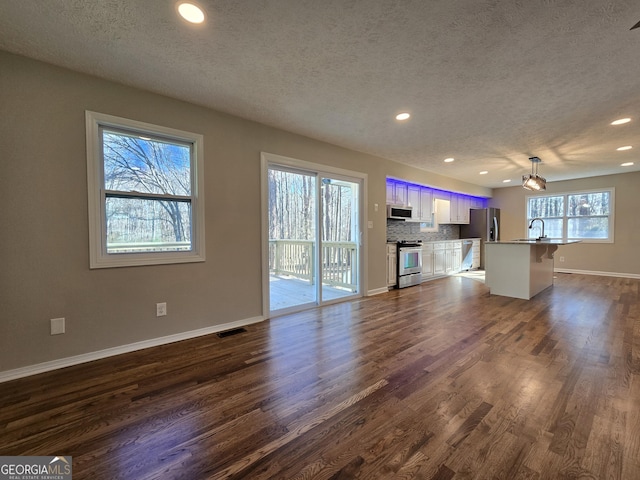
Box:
435;198;452;224
386;180;407;206
392;182;435;225
451;194;471;223
436;194;473;224
419;188;434;224
469;197;485;209
407;185;421;221
387;178;486;225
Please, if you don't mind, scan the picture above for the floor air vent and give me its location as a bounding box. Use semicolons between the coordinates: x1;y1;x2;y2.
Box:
217;327;247;338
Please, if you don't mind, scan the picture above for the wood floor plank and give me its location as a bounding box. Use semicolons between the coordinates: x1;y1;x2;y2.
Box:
1;273;640;479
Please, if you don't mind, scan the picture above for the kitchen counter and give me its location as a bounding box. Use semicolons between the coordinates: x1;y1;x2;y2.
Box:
490;239;580;245
484;240;580;300
386;238;482;288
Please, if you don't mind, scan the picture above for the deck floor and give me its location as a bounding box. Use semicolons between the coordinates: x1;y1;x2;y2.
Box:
269;274;357;311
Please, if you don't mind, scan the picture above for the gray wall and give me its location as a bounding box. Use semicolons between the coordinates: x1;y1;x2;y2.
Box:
0;51;491;373
490;173;640;276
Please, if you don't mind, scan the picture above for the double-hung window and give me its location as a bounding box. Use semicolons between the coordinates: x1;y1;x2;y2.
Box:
86;111;205;268
526;189;614;243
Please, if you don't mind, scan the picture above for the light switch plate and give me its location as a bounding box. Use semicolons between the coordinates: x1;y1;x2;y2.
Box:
51;317;65;335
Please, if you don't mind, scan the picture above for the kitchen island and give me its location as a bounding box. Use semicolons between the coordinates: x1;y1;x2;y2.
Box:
484;239;580;300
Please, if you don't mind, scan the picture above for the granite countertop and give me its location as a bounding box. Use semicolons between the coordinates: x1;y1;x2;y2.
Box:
489;239;581;245
386;238;481;243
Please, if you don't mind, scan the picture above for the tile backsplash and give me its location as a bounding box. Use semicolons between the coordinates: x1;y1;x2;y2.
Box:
387;219;460;242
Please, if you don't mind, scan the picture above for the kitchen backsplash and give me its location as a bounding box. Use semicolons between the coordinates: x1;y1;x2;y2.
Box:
386;219;460;242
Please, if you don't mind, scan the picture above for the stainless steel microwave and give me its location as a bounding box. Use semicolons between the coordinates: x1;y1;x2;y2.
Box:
387;204;412;220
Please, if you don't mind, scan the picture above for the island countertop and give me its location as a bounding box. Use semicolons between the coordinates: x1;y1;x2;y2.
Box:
489;239;581;245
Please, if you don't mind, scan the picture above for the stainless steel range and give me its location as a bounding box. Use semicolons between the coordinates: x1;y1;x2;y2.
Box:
397;241;422;288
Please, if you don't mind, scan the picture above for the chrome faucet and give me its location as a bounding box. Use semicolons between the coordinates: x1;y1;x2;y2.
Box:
529;218;546;239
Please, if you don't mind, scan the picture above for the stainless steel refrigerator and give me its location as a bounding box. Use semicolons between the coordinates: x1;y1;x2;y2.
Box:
460;208;500;269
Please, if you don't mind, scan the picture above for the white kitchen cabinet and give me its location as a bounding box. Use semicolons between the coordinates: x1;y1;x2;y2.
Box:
419;240;469;280
387;178;477;226
387;177;484;224
408;186;436;225
452;241;462;272
419;188;434;225
433;242;446;275
436;194;470;224
449;195;470;224
421;243;434;279
386;180;407;206
457;196;471;223
443;241;462;274
386;180;395;204
449;195;460;222
407;185;421;221
470;197;486;209
396;184;407;205
435;199;451;225
444;243;454;273
386;180;405;205
386;243;397;287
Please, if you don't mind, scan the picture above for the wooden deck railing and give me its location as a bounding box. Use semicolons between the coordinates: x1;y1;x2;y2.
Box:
269;240;315;282
269;240;358;291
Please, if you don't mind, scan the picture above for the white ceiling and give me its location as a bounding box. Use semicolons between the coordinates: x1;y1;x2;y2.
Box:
1;0;640;188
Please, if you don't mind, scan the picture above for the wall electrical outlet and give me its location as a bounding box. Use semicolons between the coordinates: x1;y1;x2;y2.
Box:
559;256;565;262
156;302;167;317
50;317;65;335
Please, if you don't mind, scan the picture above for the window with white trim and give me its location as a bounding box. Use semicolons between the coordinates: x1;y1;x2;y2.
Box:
526;189;614;243
86;111;205;268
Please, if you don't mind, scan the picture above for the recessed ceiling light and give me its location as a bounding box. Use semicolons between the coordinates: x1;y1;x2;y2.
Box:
502;179;512;183
479;171;488;175
621;162;634;167
395;112;410;121
443;157;454;163
611;118;631;125
617;146;633;151
177;2;205;24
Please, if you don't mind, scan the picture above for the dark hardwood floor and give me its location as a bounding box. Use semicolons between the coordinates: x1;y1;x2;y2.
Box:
1;273;639;479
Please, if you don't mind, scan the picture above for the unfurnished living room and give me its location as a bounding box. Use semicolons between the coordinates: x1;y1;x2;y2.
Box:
1;2;640;479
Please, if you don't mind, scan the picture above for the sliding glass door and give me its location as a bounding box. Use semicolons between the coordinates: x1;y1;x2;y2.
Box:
266;163;362;315
320;176;360;303
268;167;317;311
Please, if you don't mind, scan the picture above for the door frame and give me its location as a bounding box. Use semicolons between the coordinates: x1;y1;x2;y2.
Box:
260;152;368;317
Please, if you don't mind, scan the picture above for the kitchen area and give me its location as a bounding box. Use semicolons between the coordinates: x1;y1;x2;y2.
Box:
386;177;582;299
385;178;491;289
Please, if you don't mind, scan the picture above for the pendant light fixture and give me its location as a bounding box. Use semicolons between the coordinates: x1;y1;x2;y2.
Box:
522;156;546;191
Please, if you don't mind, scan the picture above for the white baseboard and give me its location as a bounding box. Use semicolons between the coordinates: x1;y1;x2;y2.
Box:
367;287;390;296
554;268;640;279
0;316;266;383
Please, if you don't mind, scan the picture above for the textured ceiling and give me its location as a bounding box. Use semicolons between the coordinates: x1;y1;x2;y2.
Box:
1;0;640;188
